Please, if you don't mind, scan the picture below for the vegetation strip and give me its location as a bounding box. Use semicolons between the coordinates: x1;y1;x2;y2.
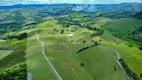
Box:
36;32;63;80
76;42;99;53
118;61;134;80
119;59;140;80
112;50;134;80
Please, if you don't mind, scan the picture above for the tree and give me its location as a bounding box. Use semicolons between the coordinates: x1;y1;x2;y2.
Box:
93;27;97;31
139;47;142;50
60;29;64;34
83;40;86;43
80;63;84;67
140;73;142;78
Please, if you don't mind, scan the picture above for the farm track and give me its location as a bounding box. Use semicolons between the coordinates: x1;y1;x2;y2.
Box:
111;49;133;80
36;32;63;80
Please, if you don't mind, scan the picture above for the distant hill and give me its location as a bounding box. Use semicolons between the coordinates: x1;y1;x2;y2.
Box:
132;11;142;19
0;3;142;11
0;4;72;9
72;3;142;12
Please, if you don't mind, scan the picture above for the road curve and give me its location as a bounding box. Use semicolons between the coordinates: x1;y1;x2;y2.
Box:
112;49;133;80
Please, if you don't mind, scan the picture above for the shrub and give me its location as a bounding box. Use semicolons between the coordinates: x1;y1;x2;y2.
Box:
76;42;99;53
80;63;84;67
0;63;27;80
60;29;64;34
83;40;86;43
140;73;142;78
139;47;142;50
0;40;26;69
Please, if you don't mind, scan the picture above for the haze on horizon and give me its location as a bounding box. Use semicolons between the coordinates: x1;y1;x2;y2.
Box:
0;0;142;6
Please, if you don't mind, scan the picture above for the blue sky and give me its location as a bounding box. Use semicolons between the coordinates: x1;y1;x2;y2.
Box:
0;0;142;5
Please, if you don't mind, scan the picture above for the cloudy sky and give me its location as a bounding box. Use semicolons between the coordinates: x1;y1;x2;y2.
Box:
0;0;142;5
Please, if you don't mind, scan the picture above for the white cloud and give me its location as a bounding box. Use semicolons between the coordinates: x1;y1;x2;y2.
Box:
0;0;142;5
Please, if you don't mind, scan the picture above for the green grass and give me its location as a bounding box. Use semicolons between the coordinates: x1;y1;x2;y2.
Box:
36;20;57;28
26;35;57;80
104;18;142;33
91;18;111;28
96;31;142;79
103;18;142;42
0;40;26;69
25;17;142;80
104;42;142;79
26;19;134;80
35;27;93;80
0;50;11;60
78;45;128;80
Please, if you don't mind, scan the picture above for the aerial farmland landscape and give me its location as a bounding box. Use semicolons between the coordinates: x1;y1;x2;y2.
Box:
0;0;142;80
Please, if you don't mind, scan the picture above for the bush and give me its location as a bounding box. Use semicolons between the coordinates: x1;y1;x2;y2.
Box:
77;42;99;53
0;63;27;80
140;73;142;78
83;40;86;43
0;40;26;69
80;63;84;67
8;33;27;40
139;47;142;50
60;29;64;34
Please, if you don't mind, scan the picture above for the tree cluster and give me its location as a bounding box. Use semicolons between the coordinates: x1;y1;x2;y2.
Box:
119;59;140;80
8;33;27;40
77;41;99;53
0;63;27;80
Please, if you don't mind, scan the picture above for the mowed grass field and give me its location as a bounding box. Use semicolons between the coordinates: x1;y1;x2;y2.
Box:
26;35;57;80
34;25;93;80
74;32;128;80
25;20;142;80
37;26;129;80
99;31;142;79
78;45;128;80
104;42;142;79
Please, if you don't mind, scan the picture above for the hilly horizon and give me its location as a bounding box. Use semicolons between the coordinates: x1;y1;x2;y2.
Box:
0;1;142;80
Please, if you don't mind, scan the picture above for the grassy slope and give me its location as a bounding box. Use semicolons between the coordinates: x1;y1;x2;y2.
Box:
99;31;142;79
26;21;92;80
74;32;128;80
104;42;142;79
103;18;142;46
30;20;128;80
0;50;11;60
26;35;57;80
0;39;27;80
99;17;142;79
104;18;142;34
35;22;93;80
26;19;142;80
78;45;128;80
0;40;26;69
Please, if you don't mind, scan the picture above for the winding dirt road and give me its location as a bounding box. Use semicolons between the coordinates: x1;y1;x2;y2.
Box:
111;49;133;80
